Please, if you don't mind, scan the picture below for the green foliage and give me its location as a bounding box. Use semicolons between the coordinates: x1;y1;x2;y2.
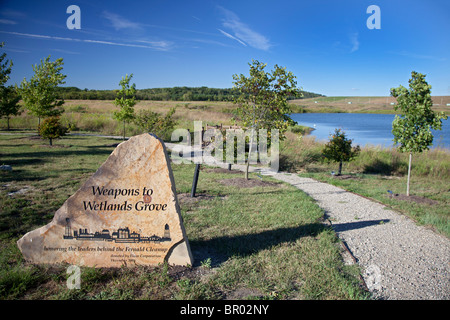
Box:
0;44;21;130
232;60;301;136
133;107;177;141
232;60;302;178
0;86;21;129
322;128;360;175
53;86;324;101
391;71;448;153
390;71;448;195
113;74;136;139
38;116;68;145
18;56;67;123
0;42;13;87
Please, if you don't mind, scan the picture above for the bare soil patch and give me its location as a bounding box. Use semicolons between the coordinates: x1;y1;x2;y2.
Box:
332;174;361;180
388;193;439;205
177;193;228;205
203;167;242;174
219;178;280;188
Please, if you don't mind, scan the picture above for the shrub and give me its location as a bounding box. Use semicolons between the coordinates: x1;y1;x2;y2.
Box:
322;128;360;175
38;116;68;145
134;107;177;141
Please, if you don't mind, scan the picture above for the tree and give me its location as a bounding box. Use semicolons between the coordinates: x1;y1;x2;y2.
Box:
0;43;21;130
232;60;302;179
0;86;21;130
113;74;136;140
0;42;12;87
38;116;67;146
18;56;67;130
322;128;360;176
390;71;447;196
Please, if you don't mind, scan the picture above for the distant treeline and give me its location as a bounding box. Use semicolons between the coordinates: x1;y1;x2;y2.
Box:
54;86;324;101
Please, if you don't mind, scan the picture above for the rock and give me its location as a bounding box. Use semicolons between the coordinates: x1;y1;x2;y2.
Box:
0;165;12;171
17;133;193;267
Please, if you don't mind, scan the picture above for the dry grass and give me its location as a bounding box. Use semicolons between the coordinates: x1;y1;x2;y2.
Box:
290;96;450;114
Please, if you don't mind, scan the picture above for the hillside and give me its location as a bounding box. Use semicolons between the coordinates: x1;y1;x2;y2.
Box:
290;96;450;114
55;86;324;101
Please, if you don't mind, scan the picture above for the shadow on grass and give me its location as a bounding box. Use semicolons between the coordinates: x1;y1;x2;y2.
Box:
190;219;392;267
190;223;326;267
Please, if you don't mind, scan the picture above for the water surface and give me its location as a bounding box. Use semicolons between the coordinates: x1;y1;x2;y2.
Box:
291;113;449;149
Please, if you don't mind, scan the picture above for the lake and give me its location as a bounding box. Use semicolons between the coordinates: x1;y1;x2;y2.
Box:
290;113;450;150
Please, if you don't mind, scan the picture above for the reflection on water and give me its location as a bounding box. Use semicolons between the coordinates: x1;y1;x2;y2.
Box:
291;113;449;149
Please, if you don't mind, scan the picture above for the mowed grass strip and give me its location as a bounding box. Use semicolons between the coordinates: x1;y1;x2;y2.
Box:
0;134;369;300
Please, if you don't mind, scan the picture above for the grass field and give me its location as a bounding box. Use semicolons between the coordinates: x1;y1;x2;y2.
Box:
290;96;450;114
0;98;448;300
0;133;369;300
280;132;450;237
2;97;449;136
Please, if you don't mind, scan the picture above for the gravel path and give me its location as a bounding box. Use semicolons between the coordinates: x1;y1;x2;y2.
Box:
166;142;450;300
272;172;450;300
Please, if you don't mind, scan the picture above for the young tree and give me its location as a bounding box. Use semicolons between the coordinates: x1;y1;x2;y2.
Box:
18;56;67;130
0;43;21;130
391;71;447;196
322;128;360;176
232;60;302;179
0;86;21;130
113;74;136;140
38;116;67;146
0;42;12;87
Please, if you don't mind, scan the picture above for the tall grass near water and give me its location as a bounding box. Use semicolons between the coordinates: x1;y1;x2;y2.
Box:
281;132;450;180
280;131;450;237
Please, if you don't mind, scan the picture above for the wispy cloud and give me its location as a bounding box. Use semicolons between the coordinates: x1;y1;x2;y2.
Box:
135;40;174;51
0;9;26;19
0;31;172;51
0;19;17;25
349;32;359;53
217;29;247;47
217;6;271;51
51;48;80;55
102;11;142;31
390;50;446;62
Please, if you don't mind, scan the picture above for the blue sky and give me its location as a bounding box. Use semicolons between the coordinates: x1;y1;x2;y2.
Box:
1;0;449;96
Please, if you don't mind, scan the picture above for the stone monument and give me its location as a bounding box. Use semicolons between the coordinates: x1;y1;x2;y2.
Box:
17;133;193;267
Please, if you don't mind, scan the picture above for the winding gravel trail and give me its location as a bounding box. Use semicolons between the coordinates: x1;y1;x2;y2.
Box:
166;142;449;300
272;172;449;300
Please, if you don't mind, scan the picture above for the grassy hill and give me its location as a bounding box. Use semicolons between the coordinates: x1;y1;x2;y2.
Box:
290;96;450;114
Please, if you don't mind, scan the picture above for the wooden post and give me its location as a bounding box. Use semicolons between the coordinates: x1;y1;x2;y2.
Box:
406;153;412;196
190;164;201;198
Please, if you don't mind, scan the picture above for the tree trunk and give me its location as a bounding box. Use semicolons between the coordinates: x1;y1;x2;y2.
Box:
406;152;412;196
245;128;255;180
49;138;53;146
338;161;343;176
123;120;126;140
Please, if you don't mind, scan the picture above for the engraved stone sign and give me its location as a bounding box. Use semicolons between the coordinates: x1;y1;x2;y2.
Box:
17;133;193;267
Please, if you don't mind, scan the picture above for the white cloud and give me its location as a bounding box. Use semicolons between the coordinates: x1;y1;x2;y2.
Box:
0;31;171;51
102;11;142;31
349;32;359;53
391;51;446;62
0;19;17;25
217;6;271;51
217;29;247;47
135;40;174;51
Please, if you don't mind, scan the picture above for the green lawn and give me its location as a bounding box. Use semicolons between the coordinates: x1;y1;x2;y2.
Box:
0;133;369;300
